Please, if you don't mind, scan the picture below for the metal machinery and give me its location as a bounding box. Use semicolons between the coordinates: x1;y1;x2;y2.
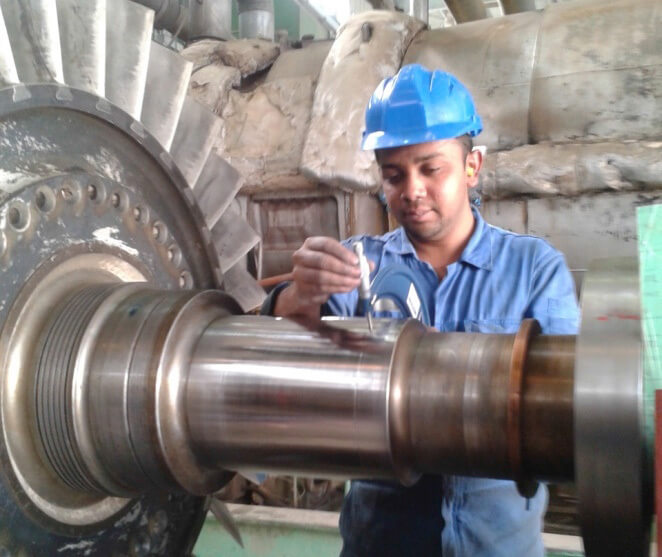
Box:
0;1;655;556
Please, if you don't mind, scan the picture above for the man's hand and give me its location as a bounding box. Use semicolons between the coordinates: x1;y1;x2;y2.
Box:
273;237;363;318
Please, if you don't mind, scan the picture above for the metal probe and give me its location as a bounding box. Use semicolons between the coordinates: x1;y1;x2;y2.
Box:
353;241;374;333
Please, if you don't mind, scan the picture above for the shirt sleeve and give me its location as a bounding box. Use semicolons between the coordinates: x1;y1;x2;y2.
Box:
524;247;579;335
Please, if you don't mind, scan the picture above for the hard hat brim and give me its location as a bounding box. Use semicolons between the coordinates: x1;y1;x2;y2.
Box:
361;117;483;151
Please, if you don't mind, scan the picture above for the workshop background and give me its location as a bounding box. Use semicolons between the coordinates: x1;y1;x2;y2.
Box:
0;0;659;556
160;1;661;554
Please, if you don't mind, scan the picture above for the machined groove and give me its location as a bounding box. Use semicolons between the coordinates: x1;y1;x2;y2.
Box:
57;0;106;96
35;285;114;493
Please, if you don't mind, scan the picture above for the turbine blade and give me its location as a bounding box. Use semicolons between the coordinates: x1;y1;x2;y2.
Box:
141;41;192;150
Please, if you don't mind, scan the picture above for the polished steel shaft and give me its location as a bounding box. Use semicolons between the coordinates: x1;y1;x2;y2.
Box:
187;315;575;483
34;283;576;498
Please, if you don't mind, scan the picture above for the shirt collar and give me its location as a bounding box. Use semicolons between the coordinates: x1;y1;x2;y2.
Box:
384;206;492;270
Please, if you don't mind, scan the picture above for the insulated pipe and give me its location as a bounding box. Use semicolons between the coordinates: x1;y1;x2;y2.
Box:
404;0;662;151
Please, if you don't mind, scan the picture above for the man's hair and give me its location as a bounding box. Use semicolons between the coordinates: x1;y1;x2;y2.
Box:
374;134;474;165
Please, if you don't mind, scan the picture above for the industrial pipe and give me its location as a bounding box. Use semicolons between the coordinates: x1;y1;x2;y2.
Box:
443;0;488;23
501;0;539;14
237;0;275;41
133;0;188;36
133;0;233;40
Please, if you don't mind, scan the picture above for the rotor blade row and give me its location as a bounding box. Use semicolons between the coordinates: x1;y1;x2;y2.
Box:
0;0;264;302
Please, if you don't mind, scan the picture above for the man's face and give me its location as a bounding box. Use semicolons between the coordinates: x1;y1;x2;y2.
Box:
378;138;479;244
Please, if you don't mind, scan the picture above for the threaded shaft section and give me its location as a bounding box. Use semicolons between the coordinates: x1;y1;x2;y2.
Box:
35;285;115;493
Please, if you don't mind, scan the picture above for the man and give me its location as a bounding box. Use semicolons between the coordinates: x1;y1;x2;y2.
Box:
264;64;579;556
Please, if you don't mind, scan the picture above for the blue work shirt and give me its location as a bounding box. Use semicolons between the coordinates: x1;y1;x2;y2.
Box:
327;208;579;557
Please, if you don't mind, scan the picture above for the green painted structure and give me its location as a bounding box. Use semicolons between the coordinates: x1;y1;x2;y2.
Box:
193;505;584;557
230;0;329;40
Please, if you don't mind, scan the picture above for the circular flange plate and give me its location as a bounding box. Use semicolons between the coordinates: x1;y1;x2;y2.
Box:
0;86;219;554
574;257;650;557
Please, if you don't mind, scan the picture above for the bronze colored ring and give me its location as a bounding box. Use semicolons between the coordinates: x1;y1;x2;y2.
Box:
507;318;541;478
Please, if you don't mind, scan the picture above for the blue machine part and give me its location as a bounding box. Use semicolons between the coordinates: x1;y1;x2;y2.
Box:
365;264;432;326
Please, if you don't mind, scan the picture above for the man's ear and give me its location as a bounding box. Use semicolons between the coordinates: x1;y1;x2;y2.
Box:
465;147;483;188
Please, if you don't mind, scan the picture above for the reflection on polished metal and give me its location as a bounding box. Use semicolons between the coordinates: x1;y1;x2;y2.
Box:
574;257;649;557
35;285;576;498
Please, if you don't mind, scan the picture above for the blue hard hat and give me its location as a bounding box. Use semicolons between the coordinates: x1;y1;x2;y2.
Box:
361;64;483;151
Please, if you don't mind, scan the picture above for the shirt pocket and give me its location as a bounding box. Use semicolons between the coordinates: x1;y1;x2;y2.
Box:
463;319;521;334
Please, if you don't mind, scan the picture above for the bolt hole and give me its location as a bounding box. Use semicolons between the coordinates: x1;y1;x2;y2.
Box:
87;183;107;204
35;187;56;213
167;245;182;266
133;205;150;225
8;203;29;231
111;191;128;212
179;271;192;289
152;221;168;244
